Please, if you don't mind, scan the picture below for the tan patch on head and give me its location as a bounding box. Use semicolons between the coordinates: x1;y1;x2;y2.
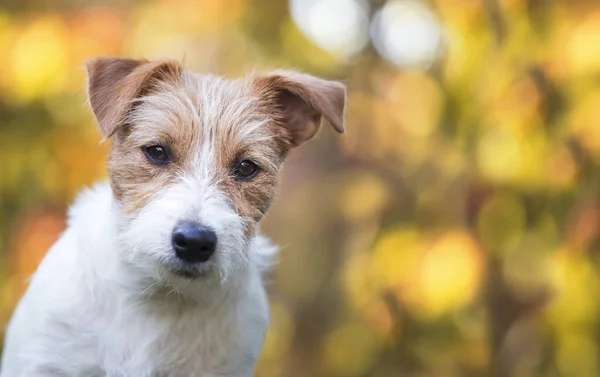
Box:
103;71;288;228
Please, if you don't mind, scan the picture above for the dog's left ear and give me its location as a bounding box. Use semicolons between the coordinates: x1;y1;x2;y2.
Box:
254;70;346;146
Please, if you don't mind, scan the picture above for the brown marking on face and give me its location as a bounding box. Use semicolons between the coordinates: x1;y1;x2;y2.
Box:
85;58;184;213
199;79;289;235
107;127;179;215
216;128;286;235
86;58;346;235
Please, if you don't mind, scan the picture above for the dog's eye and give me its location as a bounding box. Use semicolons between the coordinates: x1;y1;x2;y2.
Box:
143;145;170;164
233;160;259;180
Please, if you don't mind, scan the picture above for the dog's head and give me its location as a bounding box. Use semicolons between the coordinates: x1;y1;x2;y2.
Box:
85;57;345;293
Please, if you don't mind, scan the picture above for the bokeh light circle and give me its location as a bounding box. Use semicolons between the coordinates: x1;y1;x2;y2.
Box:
371;0;444;69
289;0;370;58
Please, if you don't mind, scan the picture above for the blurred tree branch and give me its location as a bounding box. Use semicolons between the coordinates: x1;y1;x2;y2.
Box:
483;0;507;44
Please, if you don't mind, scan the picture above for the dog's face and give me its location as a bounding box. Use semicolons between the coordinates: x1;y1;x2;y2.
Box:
85;57;345;292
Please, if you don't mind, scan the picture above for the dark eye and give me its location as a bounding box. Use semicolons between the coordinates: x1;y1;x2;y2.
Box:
234;160;259;180
143;145;170;164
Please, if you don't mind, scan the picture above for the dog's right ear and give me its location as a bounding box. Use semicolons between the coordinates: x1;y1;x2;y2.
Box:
85;57;183;140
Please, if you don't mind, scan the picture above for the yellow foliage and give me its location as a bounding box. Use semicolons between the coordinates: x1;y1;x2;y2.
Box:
477;193;525;253
70;6;126;62
568;90;600;159
545;251;600;329
340;173;390;222
386;72;443;141
556;332;599;377
128;0;246;59
564;11;600;77
323;320;380;377
368;227;423;294
355;228;483;320
0;11;15;89
259;301;294;373
502;242;555;301
8;16;69;102
51;127;108;199
546;145;578;189
410;231;483;318
476;125;549;189
379;72;443;160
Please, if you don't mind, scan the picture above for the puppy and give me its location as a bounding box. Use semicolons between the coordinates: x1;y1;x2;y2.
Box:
0;57;345;377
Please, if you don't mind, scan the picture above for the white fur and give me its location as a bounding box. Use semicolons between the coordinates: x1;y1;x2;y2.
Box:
1;182;276;377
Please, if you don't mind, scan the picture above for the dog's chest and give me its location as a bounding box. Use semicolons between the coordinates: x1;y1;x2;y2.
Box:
53;295;262;377
89;302;250;376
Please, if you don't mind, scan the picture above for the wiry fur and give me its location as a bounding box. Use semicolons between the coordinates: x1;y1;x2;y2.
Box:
1;57;345;377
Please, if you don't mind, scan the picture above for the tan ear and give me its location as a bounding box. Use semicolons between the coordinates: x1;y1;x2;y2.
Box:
85;57;183;139
254;70;346;146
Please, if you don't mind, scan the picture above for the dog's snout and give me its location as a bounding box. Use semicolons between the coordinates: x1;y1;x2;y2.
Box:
171;221;217;263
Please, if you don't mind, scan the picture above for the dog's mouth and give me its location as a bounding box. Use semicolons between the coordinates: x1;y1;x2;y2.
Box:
169;267;203;279
165;262;215;280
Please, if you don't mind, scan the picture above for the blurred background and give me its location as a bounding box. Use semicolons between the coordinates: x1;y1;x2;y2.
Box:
0;0;599;376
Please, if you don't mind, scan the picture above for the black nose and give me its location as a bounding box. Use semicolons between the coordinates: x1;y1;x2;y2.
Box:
171;222;217;263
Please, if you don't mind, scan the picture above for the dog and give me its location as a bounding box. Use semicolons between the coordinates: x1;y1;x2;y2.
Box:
0;57;346;377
